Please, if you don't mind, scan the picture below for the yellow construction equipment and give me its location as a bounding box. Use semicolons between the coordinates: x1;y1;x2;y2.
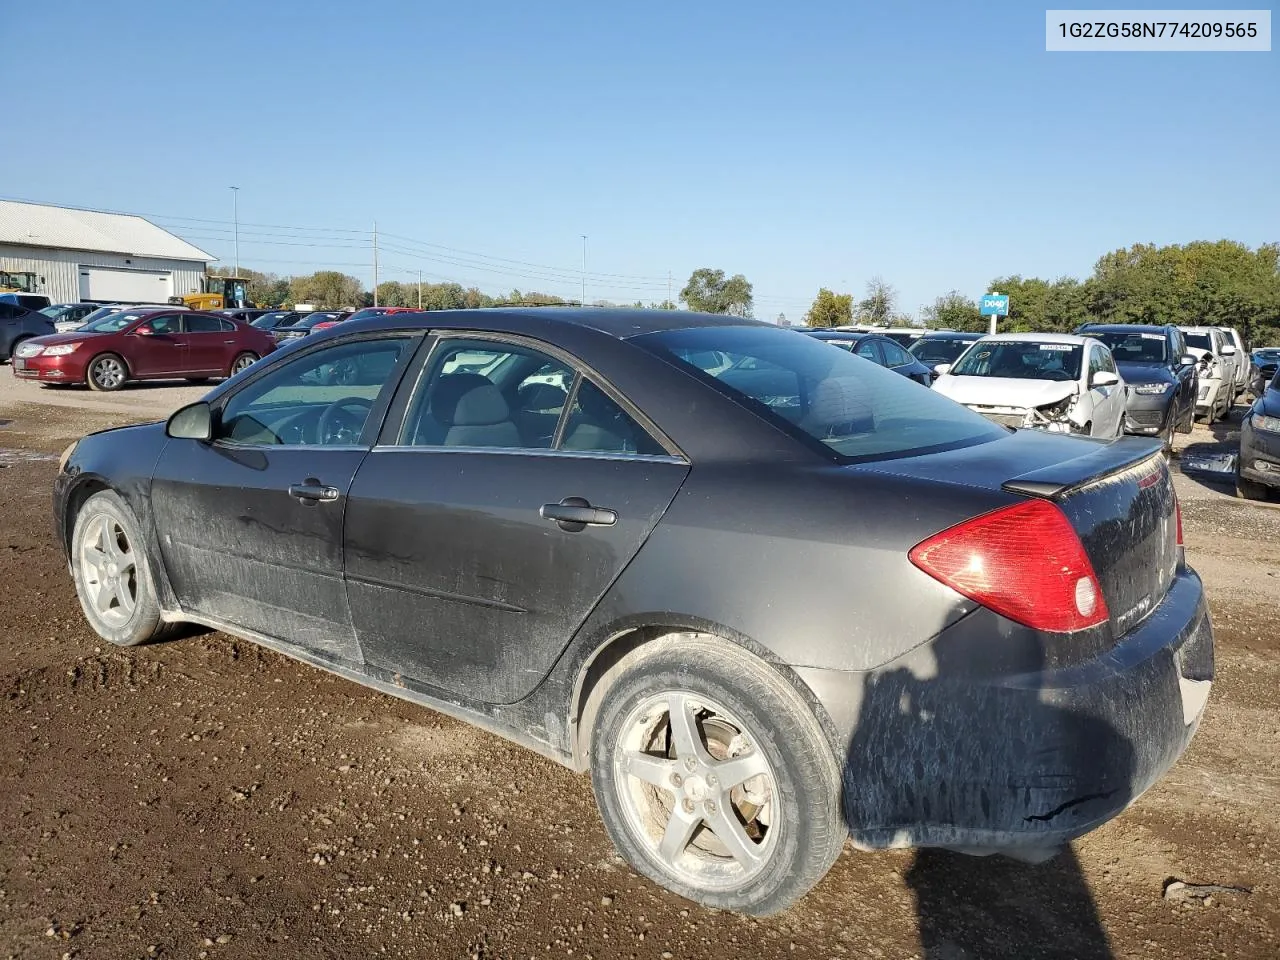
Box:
169;274;253;310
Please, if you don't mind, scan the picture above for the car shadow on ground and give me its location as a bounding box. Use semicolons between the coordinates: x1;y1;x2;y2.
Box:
842;624;1128;958
1175;407;1246;497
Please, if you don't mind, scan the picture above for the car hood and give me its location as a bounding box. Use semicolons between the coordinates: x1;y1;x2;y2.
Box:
1115;362;1173;386
932;375;1077;409
1186;346;1213;362
28;331;103;346
1257;388;1280;418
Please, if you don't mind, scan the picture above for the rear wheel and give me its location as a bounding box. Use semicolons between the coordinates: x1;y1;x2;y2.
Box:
71;491;180;646
228;352;258;377
87;353;128;391
589;635;843;915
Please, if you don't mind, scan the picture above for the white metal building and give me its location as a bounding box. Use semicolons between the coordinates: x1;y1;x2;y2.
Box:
0;200;213;304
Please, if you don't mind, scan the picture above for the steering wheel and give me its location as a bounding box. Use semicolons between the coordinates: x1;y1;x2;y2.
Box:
316;396;374;445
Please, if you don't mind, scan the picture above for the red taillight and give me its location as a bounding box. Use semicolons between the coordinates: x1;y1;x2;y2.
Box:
908;499;1109;633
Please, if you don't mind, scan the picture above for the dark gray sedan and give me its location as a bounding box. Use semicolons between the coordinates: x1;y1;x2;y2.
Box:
802;328;935;386
53;308;1212;914
1238;368;1280;499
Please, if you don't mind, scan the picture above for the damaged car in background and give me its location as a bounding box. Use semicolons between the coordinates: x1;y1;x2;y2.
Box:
1178;326;1237;423
53;309;1210;915
932;333;1126;438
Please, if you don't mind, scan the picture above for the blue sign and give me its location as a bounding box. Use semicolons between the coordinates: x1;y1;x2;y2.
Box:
980;294;1009;316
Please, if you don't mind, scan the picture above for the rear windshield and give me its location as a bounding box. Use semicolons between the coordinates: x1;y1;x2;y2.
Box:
1086;331;1167;363
951;341;1083;381
636;325;1004;463
251;311;295;328
909;337;977;363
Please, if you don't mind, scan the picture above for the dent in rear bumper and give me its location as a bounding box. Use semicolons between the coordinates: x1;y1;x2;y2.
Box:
800;569;1212;851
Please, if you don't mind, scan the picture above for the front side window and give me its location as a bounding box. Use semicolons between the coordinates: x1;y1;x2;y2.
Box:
218;337;412;446
137;314;180;335
880;339;914;368
402;337;667;456
951;341;1082;382
637;325;1003;463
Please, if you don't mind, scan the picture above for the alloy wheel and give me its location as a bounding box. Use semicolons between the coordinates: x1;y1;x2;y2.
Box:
91;357;125;389
231;354;256;374
613;691;778;890
78;514;138;627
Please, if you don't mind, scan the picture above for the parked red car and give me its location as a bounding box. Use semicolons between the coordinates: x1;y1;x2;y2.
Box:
311;305;415;332
11;307;276;391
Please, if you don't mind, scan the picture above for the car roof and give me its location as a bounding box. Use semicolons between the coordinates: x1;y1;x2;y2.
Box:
1079;323;1171;334
339;306;766;341
802;329;868;341
981;332;1094;345
916;330;982;339
1178;326;1221;334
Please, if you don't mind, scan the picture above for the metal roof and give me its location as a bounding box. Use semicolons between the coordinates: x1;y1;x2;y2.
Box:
0;200;213;262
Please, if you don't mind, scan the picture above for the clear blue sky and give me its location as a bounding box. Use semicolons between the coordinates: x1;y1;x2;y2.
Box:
4;1;1276;318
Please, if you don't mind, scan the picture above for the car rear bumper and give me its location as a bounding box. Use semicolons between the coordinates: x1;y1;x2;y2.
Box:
799;567;1212;852
10;354;86;382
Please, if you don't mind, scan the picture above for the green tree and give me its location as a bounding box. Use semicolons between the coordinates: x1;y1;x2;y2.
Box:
922;291;984;332
680;268;754;317
376;281;409;307
290;271;366;309
805;288;854;327
856;277;897;326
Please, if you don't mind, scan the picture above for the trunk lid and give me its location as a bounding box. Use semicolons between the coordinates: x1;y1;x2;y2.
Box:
854;430;1176;636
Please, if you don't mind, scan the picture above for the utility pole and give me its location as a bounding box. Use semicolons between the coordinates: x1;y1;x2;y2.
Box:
372;220;380;307
229;186;240;275
580;235;588;307
418;269;423;310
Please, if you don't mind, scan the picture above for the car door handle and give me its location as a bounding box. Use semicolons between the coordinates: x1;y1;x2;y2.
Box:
288;479;340;503
540;496;617;531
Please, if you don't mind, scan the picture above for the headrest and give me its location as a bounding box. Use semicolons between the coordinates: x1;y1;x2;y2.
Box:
431;374;511;426
576;381;620;420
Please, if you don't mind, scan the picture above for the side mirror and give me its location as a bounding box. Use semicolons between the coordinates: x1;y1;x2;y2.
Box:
934;363;952;376
1091;370;1121;387
166;401;212;441
1221;345;1237;356
1180;355;1197;367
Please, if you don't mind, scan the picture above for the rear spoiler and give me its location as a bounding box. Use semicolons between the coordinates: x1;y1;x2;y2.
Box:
1002;437;1164;500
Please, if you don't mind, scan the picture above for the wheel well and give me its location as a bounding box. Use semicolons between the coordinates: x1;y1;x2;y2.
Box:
62;478;111;553
568;626;841;772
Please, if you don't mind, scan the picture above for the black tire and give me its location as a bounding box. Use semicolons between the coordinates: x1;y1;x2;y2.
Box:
70;491;181;647
228;352;258;377
589;634;843;915
1236;472;1270;502
86;353;129;392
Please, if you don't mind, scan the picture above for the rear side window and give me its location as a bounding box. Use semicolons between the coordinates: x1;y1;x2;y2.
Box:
184;314;224;333
0;303;24;320
880;340;914;368
637;326;1004;463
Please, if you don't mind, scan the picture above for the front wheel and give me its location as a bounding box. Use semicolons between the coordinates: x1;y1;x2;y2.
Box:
228;352;258;377
1236;472;1271;501
589;636;844;915
71;491;178;646
86;353;128;391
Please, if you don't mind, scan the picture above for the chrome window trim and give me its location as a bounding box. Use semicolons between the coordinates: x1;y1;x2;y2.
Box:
211;441;369;453
370;444;687;465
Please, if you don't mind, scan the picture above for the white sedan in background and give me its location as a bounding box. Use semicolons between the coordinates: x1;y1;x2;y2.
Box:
932;333;1126;438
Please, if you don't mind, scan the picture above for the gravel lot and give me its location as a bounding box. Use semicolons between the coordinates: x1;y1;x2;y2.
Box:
1;372;1277;959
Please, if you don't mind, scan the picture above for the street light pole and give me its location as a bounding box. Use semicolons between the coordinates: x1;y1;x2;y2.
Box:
229;186;240;275
580;234;587;307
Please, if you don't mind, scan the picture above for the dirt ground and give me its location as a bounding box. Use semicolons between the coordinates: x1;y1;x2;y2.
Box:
1;373;1277;960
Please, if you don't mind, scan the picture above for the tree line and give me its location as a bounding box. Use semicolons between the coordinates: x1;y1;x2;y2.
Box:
216;239;1280;346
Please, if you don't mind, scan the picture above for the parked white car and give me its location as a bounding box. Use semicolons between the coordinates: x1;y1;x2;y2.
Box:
1216;326;1250;398
932;333;1126;438
1178;326;1236;422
